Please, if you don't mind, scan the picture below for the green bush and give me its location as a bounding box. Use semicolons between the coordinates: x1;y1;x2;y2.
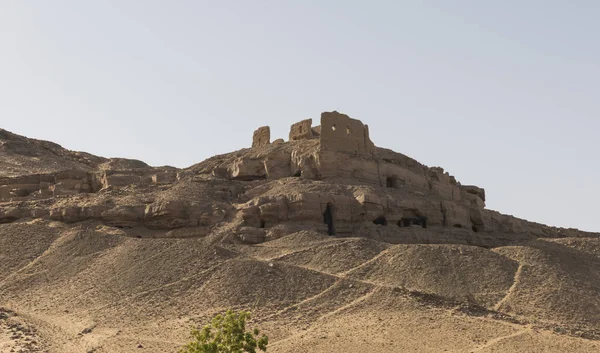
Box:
179;310;268;353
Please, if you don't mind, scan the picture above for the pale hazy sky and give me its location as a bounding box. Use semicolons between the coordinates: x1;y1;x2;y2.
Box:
1;1;599;231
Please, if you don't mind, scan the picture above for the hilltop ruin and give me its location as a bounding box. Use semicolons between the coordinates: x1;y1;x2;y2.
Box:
227;111;591;245
1;111;594;249
2;112;600;352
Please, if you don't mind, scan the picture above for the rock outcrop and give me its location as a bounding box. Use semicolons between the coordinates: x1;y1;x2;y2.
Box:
2;112;599;353
0;112;598;248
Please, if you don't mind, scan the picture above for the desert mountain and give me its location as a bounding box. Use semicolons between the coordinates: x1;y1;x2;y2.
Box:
1;112;599;352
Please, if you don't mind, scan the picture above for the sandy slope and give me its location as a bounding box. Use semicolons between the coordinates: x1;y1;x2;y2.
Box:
1;128;599;352
1;222;599;352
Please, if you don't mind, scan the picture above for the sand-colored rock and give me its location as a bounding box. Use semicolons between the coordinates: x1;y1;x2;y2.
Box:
289;119;316;141
319;111;375;154
1;113;599;353
252;126;270;148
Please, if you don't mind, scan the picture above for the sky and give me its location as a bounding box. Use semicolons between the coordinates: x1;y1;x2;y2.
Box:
1;1;599;231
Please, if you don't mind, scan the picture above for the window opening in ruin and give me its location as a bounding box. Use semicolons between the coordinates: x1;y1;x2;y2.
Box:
332;124;337;131
346;126;351;135
260;219;266;229
323;203;336;236
373;216;388;226
386;176;401;189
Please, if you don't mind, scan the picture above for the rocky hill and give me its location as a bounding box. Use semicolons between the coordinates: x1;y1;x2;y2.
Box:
0;129;108;178
1;112;599;352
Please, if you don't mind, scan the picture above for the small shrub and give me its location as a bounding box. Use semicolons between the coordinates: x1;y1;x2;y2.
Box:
179;310;268;353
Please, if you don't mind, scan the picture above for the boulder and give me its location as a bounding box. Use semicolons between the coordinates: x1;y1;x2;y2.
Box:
49;207;82;223
102;205;145;228
229;158;266;180
263;152;291;179
237;227;267;244
144;200;192;229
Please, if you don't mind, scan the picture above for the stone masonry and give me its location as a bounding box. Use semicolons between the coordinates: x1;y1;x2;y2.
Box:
252;126;270;148
1;111;597;249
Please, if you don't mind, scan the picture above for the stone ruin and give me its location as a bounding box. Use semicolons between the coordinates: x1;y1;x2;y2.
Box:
1;111;597;247
252;126;270;148
237;110;596;246
265;111;376;154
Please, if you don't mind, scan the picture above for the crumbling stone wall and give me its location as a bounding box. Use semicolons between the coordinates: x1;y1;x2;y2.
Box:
0;170;102;200
311;125;322;137
245;113;485;220
252;126;270;148
289;119;317;141
319;111;375;154
244;112;487;230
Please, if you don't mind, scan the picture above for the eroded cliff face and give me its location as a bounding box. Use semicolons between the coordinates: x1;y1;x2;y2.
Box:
1;111;596;248
3;113;600;353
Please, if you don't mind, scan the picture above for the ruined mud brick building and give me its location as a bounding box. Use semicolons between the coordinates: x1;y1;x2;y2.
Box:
0;112;596;247
234;111;592;245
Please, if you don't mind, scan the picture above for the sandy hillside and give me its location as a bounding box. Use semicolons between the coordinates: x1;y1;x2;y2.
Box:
1;120;600;353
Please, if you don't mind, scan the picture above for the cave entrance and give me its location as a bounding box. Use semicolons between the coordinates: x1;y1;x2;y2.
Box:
373;216;388;226
323;203;336;236
397;209;427;229
398;216;427;229
386;176;402;189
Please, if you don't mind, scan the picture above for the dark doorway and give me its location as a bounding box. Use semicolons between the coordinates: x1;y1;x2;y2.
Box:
373;216;388;226
386;176;402;189
323;203;336;235
398;216;427;228
260;219;266;228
